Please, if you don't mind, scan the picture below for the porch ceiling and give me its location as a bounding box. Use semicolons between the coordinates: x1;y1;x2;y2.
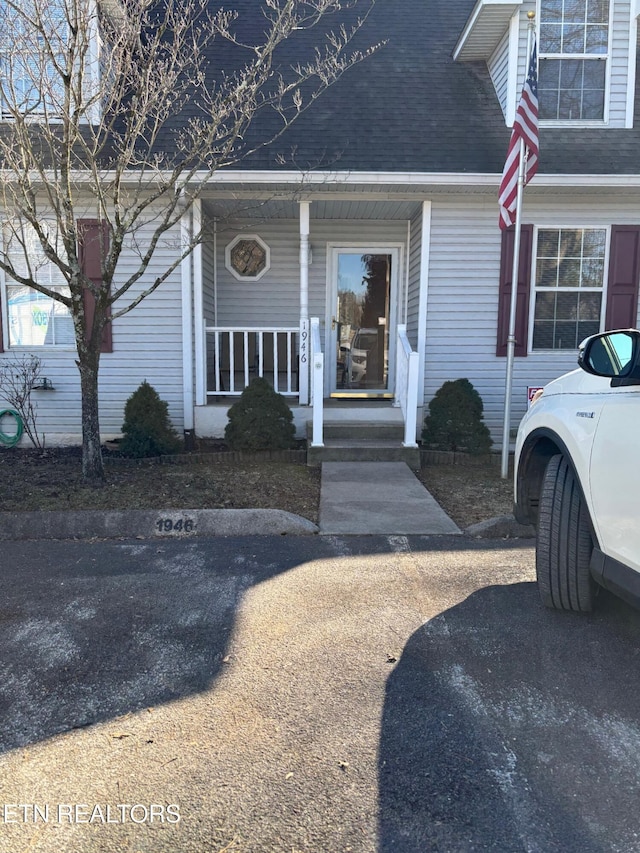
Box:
202;197;423;221
200;179;640;226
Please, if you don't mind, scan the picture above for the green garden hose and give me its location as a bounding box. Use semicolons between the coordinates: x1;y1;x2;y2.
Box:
0;409;24;447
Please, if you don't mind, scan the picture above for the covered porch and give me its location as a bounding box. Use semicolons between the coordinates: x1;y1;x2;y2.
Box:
181;185;431;451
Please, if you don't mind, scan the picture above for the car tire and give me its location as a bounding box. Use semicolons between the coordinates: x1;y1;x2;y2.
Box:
536;454;596;612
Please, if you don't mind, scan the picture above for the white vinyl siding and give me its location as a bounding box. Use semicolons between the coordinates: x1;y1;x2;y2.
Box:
425;194;640;442
608;0;633;125
0;215;185;441
214;221;300;329
201;221;216;324
489;29;511;118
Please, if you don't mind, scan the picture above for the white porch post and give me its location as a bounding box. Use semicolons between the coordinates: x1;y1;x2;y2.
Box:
193;199;205;406
180;209;194;431
417;200;431;410
299;201;310;405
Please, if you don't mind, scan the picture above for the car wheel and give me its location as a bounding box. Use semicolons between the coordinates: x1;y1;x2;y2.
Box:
536;454;596;612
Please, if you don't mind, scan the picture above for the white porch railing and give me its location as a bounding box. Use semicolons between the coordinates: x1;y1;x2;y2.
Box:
310;317;324;446
393;325;419;447
205;326;299;397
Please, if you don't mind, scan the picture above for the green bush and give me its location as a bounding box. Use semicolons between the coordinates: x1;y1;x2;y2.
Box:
422;378;493;455
225;377;296;451
119;380;181;458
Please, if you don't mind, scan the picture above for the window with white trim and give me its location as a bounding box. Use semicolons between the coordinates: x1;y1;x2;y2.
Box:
225;235;271;281
532;227;605;349
0;0;67;118
538;0;609;121
3;223;74;347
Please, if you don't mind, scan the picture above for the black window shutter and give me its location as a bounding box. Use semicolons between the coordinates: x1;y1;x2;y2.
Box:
78;219;112;353
605;226;640;331
496;224;533;357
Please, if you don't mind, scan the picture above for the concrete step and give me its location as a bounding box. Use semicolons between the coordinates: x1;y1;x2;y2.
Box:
307;440;420;469
306;420;405;441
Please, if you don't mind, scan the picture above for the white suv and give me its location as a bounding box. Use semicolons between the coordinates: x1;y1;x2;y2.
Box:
514;329;640;612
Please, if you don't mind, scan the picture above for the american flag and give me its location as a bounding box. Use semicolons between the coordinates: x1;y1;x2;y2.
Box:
498;39;539;230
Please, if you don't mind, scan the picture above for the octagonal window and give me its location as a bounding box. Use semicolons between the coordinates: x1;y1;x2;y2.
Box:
225;235;270;281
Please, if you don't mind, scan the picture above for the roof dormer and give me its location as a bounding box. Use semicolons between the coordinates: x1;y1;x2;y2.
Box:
455;0;640;129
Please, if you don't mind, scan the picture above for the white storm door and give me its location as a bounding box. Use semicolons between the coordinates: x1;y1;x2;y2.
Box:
328;247;399;396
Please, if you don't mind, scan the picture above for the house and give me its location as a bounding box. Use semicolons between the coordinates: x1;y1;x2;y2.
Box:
1;0;639;453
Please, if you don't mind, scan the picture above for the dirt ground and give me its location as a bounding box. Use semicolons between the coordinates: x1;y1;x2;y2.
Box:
0;446;514;528
416;462;514;528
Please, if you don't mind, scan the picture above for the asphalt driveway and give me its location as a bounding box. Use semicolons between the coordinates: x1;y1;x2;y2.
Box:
1;534;639;852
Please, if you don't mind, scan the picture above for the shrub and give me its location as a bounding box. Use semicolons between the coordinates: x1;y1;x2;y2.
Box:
225;377;296;451
422;378;493;455
0;354;45;449
119;380;181;458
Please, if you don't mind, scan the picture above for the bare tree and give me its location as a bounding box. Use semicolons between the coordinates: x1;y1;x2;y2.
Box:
0;0;377;482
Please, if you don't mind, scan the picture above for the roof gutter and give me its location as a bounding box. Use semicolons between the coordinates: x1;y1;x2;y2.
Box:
202;170;640;189
3;169;640;191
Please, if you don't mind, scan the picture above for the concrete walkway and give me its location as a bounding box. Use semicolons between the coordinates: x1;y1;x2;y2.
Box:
319;461;462;535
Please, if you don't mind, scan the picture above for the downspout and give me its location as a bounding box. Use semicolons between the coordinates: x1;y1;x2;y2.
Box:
405;219;410;325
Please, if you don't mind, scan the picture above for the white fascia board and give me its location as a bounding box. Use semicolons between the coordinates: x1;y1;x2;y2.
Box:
200;170;640;189
10;168;640;191
523;174;640;187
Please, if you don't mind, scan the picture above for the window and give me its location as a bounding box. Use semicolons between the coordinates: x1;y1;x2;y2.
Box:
0;0;67;117
532;228;605;349
538;0;609;121
498;224;640;357
3;224;74;347
225;235;270;281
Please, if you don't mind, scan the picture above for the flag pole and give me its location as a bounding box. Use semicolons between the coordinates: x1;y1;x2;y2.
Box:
500;12;536;480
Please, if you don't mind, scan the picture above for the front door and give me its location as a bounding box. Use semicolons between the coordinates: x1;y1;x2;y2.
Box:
329;248;398;396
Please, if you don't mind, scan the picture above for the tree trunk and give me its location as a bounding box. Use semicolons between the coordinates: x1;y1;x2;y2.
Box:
78;351;105;484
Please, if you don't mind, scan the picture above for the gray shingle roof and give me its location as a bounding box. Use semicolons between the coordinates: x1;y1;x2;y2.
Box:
223;0;640;176
236;0;513;173
6;0;634;177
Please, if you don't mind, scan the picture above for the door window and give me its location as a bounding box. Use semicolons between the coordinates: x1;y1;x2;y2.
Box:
334;252;391;393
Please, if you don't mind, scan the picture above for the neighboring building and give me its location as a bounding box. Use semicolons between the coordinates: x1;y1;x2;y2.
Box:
1;0;640;448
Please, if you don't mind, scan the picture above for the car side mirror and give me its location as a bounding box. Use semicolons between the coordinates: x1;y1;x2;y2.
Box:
578;329;640;385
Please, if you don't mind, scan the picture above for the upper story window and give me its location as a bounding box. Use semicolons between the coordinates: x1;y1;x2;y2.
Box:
0;0;67;118
538;0;610;121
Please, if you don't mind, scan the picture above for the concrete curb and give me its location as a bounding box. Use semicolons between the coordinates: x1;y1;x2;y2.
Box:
0;508;319;541
464;514;536;540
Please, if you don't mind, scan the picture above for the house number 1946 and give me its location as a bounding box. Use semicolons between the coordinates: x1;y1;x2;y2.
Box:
156;517;196;533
